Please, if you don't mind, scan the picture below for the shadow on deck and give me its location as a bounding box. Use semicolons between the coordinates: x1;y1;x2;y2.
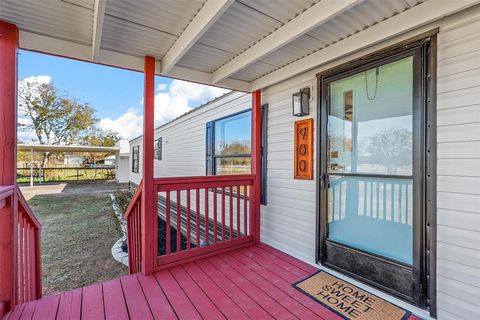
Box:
4;244;344;320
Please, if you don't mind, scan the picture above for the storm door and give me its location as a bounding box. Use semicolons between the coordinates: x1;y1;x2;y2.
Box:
318;41;433;309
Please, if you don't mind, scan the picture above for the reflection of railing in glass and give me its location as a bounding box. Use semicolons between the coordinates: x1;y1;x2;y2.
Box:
329;177;412;225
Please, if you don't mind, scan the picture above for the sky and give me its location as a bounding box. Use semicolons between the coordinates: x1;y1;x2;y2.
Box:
18;50;230;151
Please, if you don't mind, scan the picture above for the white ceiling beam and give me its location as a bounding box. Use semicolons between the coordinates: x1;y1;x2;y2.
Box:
161;0;235;74
251;0;480;91
92;0;107;61
211;0;362;83
19;31;250;92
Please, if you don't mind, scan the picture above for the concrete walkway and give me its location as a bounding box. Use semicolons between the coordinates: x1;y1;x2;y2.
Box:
20;181;128;200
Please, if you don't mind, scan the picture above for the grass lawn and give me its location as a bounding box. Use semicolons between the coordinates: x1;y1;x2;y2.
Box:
28;192;128;294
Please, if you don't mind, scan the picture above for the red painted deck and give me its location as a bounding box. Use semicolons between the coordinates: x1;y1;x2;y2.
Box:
3;244;345;320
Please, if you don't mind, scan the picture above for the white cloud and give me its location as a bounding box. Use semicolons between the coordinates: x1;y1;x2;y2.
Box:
99;108;144;140
157;83;168;91
153;79;229;126
21;75;52;85
99;80;229;152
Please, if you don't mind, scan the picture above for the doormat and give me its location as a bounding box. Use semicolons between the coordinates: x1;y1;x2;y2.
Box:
294;271;411;320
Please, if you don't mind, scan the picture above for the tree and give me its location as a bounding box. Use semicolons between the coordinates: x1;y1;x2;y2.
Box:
18;80;96;165
80;128;121;164
365;128;412;174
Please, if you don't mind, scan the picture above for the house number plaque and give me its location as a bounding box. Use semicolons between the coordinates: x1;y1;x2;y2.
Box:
294;118;313;180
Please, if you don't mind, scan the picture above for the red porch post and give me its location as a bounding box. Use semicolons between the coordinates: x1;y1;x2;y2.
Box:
141;56;156;274
251;90;262;244
0;20;18;312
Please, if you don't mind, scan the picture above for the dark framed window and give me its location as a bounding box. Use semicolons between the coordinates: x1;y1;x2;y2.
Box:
131;146;139;173
154;137;162;160
206;110;252;176
317;35;436;315
206;107;268;205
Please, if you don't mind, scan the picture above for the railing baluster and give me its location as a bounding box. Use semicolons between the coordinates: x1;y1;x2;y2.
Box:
213;188;218;244
205;188;209;245
196;189;200;247
398;183;403;223
186;190;191;250
243;185;247;236
24;222;29;303
332;183;336;219
176;190;181;252
390;183;394;221
229;186;233;240
383;182;387;220
166;191;171;255
236;186;240;238
22;218;29;302
405;183;410;225
221;187;225;241
29;224;35;301
27;224;32;300
132;207;137;271
138;201;141;272
18;212;24;303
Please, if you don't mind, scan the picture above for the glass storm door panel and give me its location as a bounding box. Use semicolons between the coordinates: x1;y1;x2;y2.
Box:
327;57;414;265
318;44;430;306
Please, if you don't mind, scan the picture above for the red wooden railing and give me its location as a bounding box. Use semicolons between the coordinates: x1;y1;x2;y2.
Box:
154;175;256;269
0;186;41;314
15;188;42;304
125;181;143;274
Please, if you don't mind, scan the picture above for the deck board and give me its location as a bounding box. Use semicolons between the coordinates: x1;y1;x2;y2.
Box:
4;244;346;320
170;266;226;320
120;275;154;320
155;270;202;320
196;258;273;319
31;294;60;320
136;273;177;320
208;255;297;320
81;283;104;319
56;289;82;320
102;279;129;320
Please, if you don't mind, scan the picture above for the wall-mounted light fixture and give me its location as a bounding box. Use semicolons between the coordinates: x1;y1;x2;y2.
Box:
292;87;310;117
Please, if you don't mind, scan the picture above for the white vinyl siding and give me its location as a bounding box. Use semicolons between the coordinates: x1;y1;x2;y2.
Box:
129;91;251;186
436;12;480;320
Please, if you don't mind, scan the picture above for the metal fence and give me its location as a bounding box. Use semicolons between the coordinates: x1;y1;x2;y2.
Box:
16;167;116;183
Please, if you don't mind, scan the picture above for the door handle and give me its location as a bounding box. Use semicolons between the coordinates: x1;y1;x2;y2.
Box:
320;174;330;189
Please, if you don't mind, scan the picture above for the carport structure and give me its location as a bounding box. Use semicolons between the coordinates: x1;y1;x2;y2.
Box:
1;0;480;319
17;144;120;186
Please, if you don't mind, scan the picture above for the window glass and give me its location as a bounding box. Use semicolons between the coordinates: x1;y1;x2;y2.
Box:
328;57;413;175
215;157;252;175
215;111;251;156
131;146;139;173
327;56;415;265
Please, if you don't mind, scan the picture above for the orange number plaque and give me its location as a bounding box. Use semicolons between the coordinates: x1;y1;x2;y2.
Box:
294;118;313;180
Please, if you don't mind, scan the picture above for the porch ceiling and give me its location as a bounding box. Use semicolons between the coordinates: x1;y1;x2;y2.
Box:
0;0;478;92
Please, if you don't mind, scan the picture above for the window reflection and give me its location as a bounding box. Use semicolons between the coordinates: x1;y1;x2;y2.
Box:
328;57;413;175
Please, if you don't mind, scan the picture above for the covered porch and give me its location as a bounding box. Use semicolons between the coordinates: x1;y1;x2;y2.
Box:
1;0;480;319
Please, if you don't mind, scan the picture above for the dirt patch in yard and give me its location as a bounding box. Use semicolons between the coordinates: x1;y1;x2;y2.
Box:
28;192;128;294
